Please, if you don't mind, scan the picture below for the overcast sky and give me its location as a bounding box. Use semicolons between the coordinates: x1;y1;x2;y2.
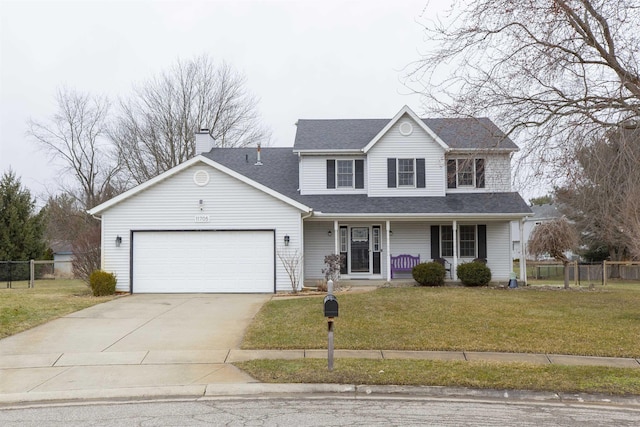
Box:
2;0;540;204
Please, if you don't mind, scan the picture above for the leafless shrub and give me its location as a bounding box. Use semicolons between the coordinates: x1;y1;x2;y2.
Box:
277;248;303;294
528;218;579;288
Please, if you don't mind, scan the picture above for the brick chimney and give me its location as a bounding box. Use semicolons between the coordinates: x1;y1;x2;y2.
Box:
195;129;215;155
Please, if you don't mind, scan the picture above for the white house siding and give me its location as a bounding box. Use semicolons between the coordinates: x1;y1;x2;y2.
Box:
303;221;335;281
446;153;512;194
100;161;303;293
388;222;430;261
486;221;512;281
299;156;368;195
367;114;446;197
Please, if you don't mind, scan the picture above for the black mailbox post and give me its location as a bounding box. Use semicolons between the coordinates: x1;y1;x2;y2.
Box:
323;295;339;317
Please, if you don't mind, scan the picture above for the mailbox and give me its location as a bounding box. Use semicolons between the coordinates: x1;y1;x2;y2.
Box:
323;294;339;317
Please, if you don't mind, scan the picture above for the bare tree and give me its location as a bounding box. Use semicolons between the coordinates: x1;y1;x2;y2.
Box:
277;248;303;294
408;0;640;181
28;87;122;209
556;125;640;261
110;54;271;184
528;218;579;288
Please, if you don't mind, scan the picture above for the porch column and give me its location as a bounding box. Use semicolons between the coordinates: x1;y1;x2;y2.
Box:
386;220;391;282
334;220;339;255
452;220;458;277
519;219;527;285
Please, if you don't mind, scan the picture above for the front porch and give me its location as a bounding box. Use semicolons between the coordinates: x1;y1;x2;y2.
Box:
302;219;523;283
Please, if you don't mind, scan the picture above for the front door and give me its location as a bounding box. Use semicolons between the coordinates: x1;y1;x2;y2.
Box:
350;227;370;272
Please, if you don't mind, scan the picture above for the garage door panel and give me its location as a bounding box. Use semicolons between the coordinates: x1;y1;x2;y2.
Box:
132;231;274;293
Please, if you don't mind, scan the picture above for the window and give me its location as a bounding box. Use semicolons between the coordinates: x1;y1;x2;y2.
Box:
447;159;485;189
387;158;425;188
459;225;476;257
398;159;415;187
337;160;353;188
340;227;348;253
372;227;380;252
441;226;454;257
327;159;365;189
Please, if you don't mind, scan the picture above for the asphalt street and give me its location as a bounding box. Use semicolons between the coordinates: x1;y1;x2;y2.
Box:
1;397;639;426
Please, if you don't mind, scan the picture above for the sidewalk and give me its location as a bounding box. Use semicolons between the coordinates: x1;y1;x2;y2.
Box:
1;348;639;405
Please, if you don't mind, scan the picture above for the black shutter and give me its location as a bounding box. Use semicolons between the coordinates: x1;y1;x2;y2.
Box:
475;159;485;188
431;226;440;259
416;158;425;188
477;225;487;259
387;158;396;188
326;159;335;189
447;159;457;188
355;159;364;189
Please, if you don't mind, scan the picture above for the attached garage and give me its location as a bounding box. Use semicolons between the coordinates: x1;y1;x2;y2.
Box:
131;230;275;293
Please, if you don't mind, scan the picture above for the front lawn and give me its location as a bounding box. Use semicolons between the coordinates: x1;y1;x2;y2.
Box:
242;286;640;358
0;279;115;339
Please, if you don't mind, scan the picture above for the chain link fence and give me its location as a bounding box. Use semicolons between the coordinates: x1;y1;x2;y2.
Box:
1;260;74;288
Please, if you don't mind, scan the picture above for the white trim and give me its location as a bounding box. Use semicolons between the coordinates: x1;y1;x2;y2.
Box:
312;212;532;220
363;105;450;153
293;149;363;155
88;155;312;215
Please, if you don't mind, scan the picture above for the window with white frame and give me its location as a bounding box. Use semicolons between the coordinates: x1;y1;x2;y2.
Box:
447;159;485;189
340;227;348;253
459;225;476;257
336;160;353;188
397;158;415;187
441;225;454;257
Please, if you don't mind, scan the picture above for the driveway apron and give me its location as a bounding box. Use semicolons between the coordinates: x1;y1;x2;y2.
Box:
0;294;270;395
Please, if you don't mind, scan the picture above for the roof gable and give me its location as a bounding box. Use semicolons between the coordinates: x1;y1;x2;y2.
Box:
292;107;519;152
88;155;311;215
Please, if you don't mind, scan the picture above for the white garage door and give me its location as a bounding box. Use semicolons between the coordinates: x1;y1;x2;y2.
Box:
132;230;274;293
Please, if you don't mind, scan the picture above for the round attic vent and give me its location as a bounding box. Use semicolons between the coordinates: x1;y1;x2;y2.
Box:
193;170;210;186
399;121;413;136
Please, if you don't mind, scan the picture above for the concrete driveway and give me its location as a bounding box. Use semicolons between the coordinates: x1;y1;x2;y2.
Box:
0;294;270;397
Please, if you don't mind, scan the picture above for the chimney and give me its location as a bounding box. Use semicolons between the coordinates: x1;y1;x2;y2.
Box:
195;128;215;156
255;143;263;165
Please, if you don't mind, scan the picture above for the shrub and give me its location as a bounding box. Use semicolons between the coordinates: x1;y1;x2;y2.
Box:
412;262;446;286
456;262;492;287
89;270;117;296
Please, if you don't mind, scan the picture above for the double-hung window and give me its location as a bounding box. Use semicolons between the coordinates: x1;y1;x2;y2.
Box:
336;160;353;188
447;159;485;189
387;158;425;188
458;225;476;257
431;225;487;259
326;159;365;189
397;159;415;187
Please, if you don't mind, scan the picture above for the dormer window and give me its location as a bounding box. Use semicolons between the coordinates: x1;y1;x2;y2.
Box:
326;159;364;189
447;158;485;189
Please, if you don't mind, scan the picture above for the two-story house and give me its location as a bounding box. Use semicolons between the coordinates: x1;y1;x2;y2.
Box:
88;106;531;293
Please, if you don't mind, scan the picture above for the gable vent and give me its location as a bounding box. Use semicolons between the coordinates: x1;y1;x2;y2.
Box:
193;170;210;186
399;121;413;136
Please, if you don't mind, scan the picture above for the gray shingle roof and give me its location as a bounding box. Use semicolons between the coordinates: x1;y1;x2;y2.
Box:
204;148;531;216
293;117;519;151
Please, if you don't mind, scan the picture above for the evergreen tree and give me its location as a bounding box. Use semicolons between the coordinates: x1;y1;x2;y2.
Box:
0;170;46;261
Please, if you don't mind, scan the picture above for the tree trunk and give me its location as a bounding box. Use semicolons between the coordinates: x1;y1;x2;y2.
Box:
563;261;570;289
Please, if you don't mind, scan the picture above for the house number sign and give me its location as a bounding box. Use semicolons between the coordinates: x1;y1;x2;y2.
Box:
194;215;210;223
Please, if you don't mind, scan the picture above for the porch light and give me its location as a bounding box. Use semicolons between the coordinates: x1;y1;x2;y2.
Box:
284;235;290;246
389;230;393;236
115;236;122;247
328;230;332;237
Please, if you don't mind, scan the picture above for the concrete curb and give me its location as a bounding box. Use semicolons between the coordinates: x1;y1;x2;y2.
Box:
3;383;639;409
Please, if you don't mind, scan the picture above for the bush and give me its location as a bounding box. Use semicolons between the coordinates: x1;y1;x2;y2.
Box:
412;262;446;286
456;262;492;287
89;270;117;296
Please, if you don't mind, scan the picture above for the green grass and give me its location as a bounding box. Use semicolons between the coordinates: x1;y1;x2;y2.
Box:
0;279;115;338
236;359;640;396
242;286;640;357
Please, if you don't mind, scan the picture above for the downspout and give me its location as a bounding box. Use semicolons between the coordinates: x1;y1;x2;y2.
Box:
90;214;104;269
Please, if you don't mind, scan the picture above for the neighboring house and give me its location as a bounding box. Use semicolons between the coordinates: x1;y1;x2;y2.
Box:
511;204;568;260
88;106;532;293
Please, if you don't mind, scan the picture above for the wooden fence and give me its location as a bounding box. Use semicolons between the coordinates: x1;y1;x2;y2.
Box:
515;261;640;285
